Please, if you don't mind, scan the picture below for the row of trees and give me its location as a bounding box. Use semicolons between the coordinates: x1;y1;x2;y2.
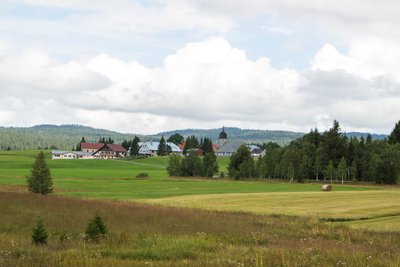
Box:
122;136;141;157
182;135;214;155
167;152;219;178
226;120;400;184
168;120;400;185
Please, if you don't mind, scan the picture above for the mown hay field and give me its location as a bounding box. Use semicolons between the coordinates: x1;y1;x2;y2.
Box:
1;191;400;266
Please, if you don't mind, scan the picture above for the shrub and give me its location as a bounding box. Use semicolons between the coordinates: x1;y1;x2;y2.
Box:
85;214;108;242
32;219;48;245
136;173;149;179
220;172;225;178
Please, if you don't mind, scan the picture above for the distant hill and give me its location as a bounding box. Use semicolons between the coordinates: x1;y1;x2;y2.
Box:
0;125;143;150
0;125;388;150
154;127;305;145
345;132;387;140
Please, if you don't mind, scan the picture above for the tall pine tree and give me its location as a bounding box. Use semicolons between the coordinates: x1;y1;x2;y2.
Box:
27;151;53;195
130;136;140;156
157;136;166;156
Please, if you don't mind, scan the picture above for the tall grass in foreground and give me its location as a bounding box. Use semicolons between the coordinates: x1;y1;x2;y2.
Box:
0;190;399;266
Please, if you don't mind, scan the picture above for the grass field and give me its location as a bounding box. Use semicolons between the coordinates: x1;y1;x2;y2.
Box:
1;191;400;266
1;150;398;228
1;150;400;265
0;150;372;201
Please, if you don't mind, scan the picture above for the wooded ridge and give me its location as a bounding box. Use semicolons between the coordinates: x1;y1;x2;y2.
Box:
0;124;387;150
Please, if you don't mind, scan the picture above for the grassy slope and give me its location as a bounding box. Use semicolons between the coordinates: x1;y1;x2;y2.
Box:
1;191;400;266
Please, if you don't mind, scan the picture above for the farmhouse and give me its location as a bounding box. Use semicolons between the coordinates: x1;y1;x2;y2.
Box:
93;144;127;159
80;142;104;153
51;150;94;159
51;142;127;159
139;141;182;156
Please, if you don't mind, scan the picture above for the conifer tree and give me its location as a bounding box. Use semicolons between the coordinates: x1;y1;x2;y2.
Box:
389;120;400;144
130;136;140;156
32;219;48;245
27;151;53;195
85;214;108;242
121;140;129;150
157;136;166;156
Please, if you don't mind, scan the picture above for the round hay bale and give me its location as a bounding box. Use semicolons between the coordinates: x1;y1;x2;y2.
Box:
322;184;332;191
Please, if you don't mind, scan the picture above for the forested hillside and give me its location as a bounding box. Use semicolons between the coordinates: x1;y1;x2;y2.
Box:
0;125;141;150
157;127;305;144
0;125;388;150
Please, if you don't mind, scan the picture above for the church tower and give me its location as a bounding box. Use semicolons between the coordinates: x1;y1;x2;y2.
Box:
218;126;228;148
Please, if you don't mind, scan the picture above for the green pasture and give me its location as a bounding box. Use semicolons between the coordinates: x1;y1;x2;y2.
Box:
1;150;400;231
0;150;372;200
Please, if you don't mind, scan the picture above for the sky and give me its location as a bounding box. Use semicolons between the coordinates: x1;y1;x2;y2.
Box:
0;0;400;134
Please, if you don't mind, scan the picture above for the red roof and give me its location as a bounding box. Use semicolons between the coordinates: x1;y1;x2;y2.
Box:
81;142;104;150
178;141;186;150
212;144;218;152
105;144;127;152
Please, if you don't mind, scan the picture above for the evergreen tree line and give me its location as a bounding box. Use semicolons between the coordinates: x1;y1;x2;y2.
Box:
254;120;400;184
173;120;400;185
182;135;214;155
121;135;140;155
167;151;219;178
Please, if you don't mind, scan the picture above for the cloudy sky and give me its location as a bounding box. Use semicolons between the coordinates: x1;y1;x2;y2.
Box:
1;0;399;134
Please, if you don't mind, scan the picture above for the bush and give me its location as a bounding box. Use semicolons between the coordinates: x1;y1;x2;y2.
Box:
32;219;48;245
85;214;108;242
220;172;225;178
135;173;149;179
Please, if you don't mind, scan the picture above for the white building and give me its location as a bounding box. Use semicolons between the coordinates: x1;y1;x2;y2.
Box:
51;150;95;159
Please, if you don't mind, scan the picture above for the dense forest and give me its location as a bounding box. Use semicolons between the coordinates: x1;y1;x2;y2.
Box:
251;121;400;184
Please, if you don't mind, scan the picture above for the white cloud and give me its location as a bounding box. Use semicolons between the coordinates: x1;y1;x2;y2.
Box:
1;32;400;134
0;47;110;93
69;38;304;124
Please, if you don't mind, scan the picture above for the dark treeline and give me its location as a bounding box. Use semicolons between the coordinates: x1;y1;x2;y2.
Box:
182;135;213;155
255;120;400;184
167;152;219;178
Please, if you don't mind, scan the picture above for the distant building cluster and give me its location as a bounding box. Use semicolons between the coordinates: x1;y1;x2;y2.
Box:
51;128;263;159
51;143;127;159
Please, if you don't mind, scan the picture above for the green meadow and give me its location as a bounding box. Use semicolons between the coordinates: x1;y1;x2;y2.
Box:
0;150;374;201
1;150;400;266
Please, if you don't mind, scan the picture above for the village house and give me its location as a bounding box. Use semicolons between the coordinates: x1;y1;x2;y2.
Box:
80;142;104;153
51;150;94;159
51;142;127;159
139;141;182;156
93;143;127;159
